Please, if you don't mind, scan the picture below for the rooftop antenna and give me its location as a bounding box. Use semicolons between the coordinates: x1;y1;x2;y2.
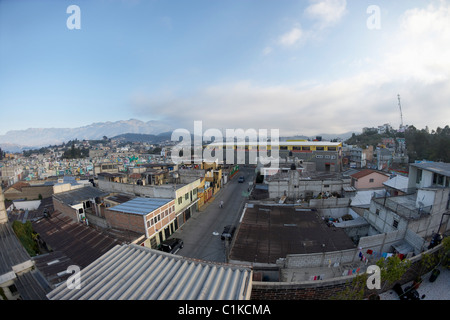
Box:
397;94;403;129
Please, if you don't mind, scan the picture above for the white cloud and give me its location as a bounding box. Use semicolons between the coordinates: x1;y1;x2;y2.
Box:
262;46;273;55
304;0;347;30
279;27;303;46
132;2;450;136
274;0;347;50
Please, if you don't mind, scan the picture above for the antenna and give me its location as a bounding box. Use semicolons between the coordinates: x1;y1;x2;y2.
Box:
397;94;404;129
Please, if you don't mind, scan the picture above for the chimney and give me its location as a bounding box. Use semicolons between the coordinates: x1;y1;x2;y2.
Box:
0;186;8;224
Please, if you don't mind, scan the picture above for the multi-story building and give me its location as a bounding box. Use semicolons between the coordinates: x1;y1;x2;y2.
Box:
204;140;343;172
364;162;450;242
105;197;177;248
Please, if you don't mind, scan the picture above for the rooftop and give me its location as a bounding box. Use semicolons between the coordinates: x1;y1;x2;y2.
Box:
0;222;32;277
47;244;253;300
229;204;356;264
52;186;109;206
383;175;409;191
350;169;389;180
109;197;173;215
410;162;450;177
32;211;121;269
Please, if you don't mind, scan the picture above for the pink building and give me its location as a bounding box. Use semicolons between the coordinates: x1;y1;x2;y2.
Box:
350;169;390;190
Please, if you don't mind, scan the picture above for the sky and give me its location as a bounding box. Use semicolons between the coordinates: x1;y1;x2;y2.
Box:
1;0;450;137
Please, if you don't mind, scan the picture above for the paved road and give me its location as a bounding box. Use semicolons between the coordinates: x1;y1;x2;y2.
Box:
172;166;255;262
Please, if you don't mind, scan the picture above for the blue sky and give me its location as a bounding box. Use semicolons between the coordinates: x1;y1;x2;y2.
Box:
1;0;450;137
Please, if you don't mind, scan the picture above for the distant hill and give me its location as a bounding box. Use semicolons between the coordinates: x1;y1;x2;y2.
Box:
111;132;173;143
0;119;174;152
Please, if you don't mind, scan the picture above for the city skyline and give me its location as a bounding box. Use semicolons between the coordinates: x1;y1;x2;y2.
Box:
1;0;450;137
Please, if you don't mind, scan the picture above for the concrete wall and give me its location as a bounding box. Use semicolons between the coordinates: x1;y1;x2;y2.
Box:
281;230;407;269
250;244;444;300
268;178;350;200
98;180;175;198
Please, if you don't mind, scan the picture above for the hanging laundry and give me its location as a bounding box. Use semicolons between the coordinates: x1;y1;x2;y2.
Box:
366;249;373;255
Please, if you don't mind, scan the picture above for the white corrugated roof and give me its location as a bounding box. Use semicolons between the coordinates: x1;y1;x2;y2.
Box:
46;244;252;300
109;197;173;215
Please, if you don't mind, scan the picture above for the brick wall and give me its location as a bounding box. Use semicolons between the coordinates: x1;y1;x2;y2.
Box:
53;198;78;222
104;208;145;234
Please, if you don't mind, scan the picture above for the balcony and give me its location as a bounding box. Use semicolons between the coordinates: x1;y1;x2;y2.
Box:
372;190;432;220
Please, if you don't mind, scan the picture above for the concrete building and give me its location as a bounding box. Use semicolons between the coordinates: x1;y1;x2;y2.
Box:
0;186;40;300
105;197;177;248
364;162;450;243
52;185;109;223
266;164;351;201
204;140;343;172
3;181;54;201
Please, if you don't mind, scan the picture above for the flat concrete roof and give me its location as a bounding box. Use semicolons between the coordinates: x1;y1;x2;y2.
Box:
230;204;357;264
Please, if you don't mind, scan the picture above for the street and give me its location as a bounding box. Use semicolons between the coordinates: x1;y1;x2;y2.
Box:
172;166;255;262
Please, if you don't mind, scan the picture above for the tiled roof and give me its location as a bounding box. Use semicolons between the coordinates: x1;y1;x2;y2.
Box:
47;244;253;300
350;169;387;179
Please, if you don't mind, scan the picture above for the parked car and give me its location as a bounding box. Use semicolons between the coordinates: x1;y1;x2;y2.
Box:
221;225;236;240
159;238;184;254
238;176;245;183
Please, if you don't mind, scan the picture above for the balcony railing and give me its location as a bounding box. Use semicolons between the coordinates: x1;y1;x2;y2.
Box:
372;191;433;220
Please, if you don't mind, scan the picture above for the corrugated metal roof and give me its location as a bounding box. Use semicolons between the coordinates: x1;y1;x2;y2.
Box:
0;223;32;276
53;186;109;206
47;244;252;300
109;197;173;215
411;162;450;177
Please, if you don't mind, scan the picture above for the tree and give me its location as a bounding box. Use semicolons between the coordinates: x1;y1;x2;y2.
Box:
375;255;411;292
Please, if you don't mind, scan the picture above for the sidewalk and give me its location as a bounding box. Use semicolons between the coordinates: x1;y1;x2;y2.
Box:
380;267;450;300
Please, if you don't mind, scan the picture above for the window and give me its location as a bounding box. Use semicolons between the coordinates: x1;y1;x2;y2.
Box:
316;146;324;151
369;178;374;183
185;193;189;200
302;146;310;151
393;219;399;229
327;147;337;151
375;209;380;216
178;197;182;205
8;284;18;295
416;169;422;184
293;146;301;150
280;146;288;150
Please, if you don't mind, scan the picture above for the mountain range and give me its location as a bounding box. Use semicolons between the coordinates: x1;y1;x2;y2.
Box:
0;118;357;153
0;119;175;152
